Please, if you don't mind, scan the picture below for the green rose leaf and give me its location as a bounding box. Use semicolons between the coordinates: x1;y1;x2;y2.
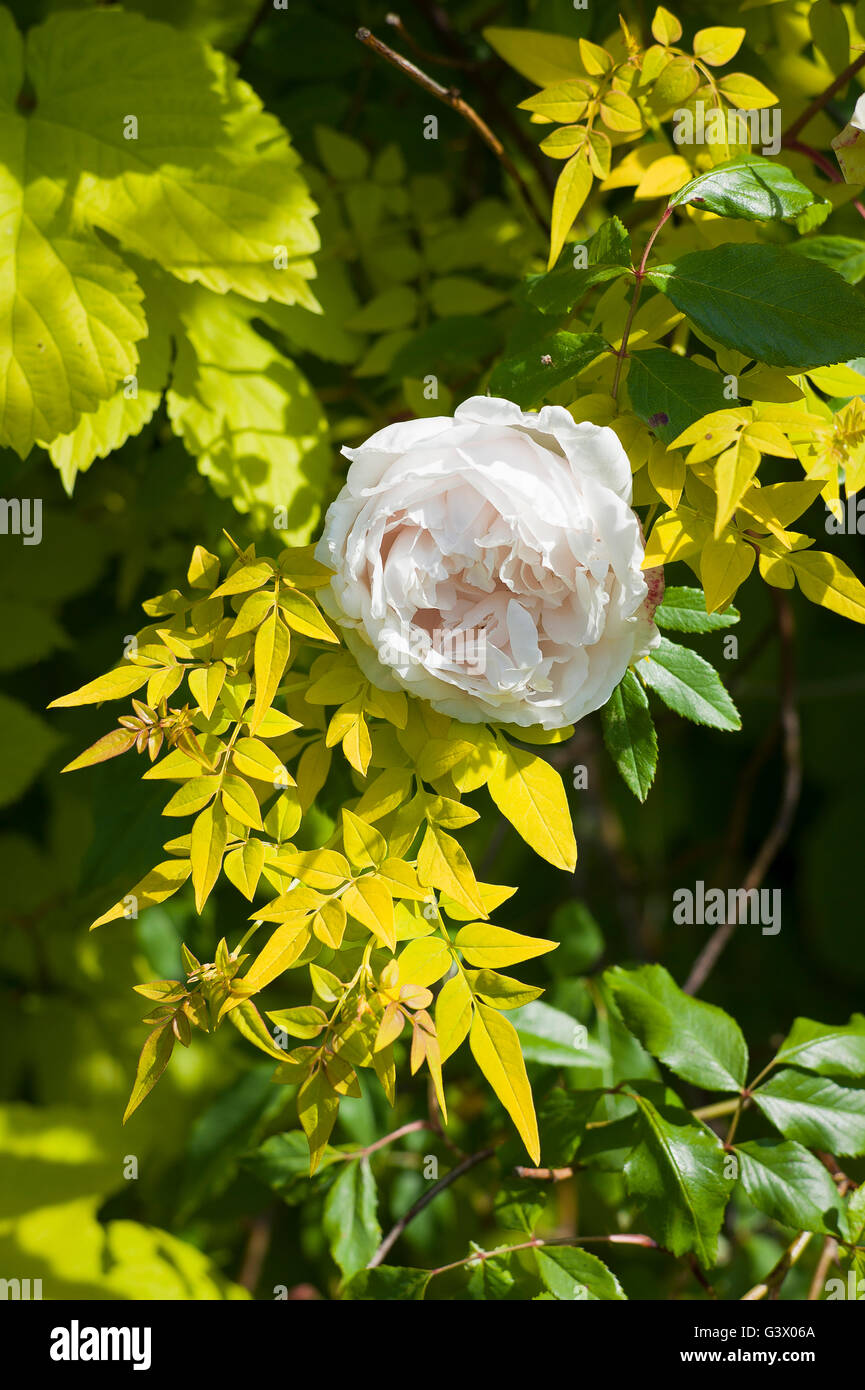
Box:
774;1015;865;1078
608;964;748;1091
654;587;739;634
534;1245;627;1300
624;1094;732;1265
389;316;502;378
846;1183;865;1248
735;1139;844;1236
343;1266;430;1300
790;236;865;285
510;1001;608;1071
627;348;732;444
638;637;741;731
525;216;632;315
488;331;607;409
466;1255;516;1300
323;1157;381;1279
537;1089;605;1167
241;1132;344;1205
669;157;824;223
646;245;865;369
600;669;658;802
752;1069;865;1156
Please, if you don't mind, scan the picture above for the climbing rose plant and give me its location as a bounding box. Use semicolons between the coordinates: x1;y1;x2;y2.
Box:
42;0;865;1302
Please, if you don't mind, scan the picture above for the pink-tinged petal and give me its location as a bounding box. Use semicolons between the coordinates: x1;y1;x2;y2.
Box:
316;394;650;729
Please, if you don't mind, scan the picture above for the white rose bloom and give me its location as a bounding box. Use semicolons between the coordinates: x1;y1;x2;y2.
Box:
832;92;865;183
315;396;660;729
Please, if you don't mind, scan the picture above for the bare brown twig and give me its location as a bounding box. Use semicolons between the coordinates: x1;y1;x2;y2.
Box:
233;0;269;62
410;0;558;195
384;12;475;69
237;1207;276;1293
715;720;781;884
355;28;549;235
366;1146;497;1269
684;590;801;996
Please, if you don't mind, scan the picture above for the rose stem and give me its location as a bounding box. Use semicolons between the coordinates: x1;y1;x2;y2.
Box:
783;137;865;221
610;203;673;402
782;50;865;144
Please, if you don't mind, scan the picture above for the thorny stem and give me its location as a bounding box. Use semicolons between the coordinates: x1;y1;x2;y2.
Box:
355;27;549;235
610;205;673;401
783;50;865;143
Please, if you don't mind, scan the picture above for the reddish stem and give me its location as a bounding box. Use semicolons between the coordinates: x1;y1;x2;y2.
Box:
611;204;673;401
784;138;865;221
